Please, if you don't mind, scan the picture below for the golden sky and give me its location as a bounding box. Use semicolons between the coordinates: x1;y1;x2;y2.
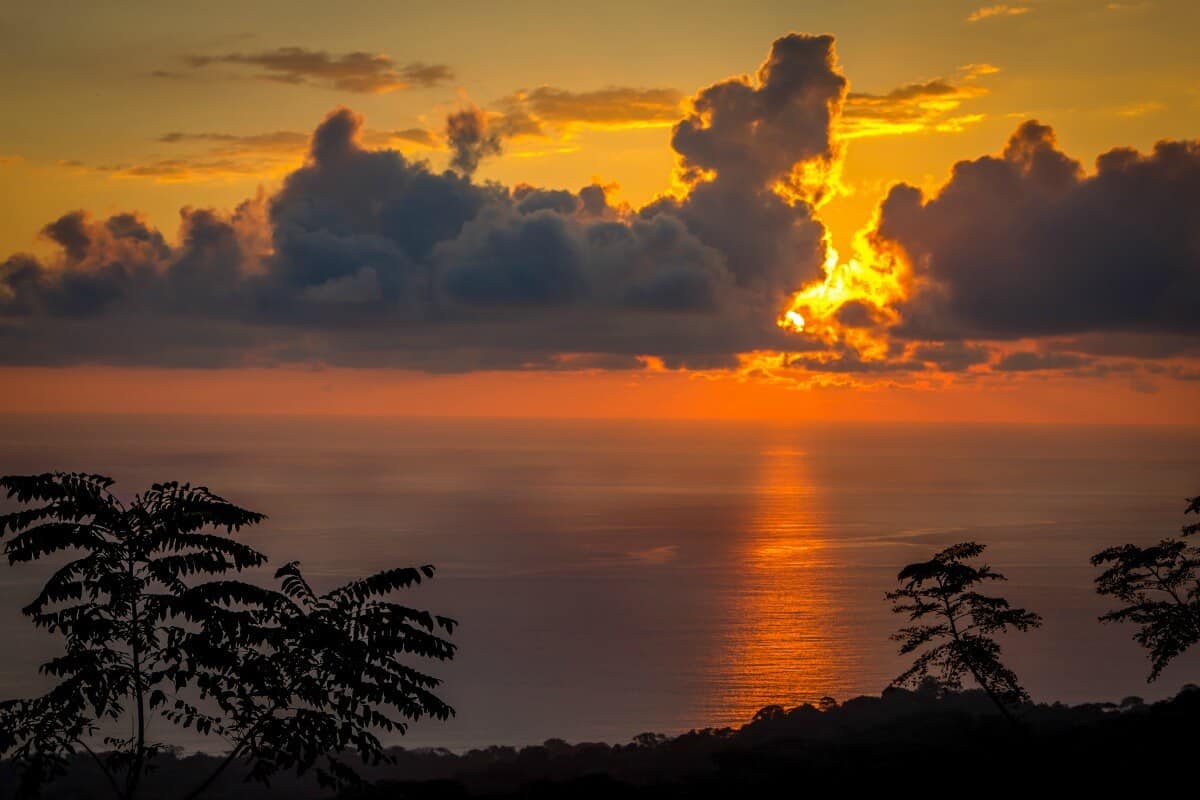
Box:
1;0;1198;421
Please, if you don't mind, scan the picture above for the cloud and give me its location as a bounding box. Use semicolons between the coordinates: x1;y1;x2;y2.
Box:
959;63;1001;80
186;47;453;93
3;31;848;372
445;107;504;175
994;351;1091;372
66;126;441;183
653;33;845;304
873;120;1200;342
1115;101;1165;117
910;341;992;372
966;5;1030;23
389;128;439;148
671;33;845;189
7;32;1198;386
784;347;924;375
841;77;989;138
437;86;686;162
496;86;684;134
156;131;310;150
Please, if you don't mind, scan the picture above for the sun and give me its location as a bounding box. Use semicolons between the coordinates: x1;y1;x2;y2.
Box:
782;310;806;332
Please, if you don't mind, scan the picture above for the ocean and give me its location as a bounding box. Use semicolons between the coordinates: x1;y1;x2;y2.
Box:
1;415;1198;751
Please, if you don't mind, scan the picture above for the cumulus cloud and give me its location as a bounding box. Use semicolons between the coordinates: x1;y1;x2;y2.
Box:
186;47;453;93
2;31;848;370
7;32;1199;385
874;120;1200;342
652;33;846;304
672;34;845;189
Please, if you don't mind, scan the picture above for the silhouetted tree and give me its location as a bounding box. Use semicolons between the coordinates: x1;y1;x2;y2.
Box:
887;542;1042;724
0;472;456;799
1092;493;1200;681
750;705;787;723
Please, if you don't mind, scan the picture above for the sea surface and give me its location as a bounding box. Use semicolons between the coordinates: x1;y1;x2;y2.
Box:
1;415;1198;751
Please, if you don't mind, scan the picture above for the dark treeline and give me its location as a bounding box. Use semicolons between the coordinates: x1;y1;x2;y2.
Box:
5;685;1198;798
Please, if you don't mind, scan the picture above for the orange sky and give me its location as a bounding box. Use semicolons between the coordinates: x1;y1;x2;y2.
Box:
4;366;1198;424
2;2;1199;424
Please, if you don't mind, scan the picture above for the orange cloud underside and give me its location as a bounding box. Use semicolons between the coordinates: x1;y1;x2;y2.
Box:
2;367;1198;424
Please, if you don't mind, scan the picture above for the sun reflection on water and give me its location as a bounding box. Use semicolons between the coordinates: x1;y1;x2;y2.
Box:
704;444;860;727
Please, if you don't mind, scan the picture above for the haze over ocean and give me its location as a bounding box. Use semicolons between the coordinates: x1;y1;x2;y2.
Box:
2;415;1196;751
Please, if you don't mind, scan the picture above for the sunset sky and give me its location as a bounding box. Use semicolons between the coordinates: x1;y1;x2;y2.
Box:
2;0;1199;421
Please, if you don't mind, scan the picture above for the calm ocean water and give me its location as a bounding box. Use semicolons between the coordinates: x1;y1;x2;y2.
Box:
1;415;1198;751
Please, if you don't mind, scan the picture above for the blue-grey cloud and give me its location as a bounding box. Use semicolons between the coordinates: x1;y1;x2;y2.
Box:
876;121;1200;341
1;34;845;369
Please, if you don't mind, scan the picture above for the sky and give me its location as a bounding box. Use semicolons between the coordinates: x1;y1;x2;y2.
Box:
1;0;1199;421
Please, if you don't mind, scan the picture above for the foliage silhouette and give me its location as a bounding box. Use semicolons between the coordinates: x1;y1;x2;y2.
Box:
1092;493;1200;681
886;542;1042;724
0;472;456;799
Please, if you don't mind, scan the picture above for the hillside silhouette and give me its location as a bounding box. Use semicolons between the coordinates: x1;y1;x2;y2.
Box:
6;684;1197;799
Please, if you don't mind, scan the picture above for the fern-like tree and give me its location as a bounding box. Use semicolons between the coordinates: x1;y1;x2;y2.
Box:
887;542;1042;724
1092;493;1200;681
0;472;456;799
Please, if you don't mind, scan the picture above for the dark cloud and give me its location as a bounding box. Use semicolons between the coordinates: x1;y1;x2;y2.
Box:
10;34;1194;381
445;107;504;175
266;107;498;309
910;341;991;372
1;203;249;329
994;351;1092;372
186;47;453;94
876;121;1200;341
649;33;845;305
672;33;844;189
41;212;92;263
3;51;839;370
1052;332;1200;359
834;300;885;328
785;346;925;374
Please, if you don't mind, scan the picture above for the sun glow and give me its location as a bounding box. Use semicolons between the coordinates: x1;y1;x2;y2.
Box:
707;444;862;724
782;310;806;331
777;227;910;360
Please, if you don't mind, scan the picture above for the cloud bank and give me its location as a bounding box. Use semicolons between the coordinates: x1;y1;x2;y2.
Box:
2;35;846;370
4;33;1199;385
